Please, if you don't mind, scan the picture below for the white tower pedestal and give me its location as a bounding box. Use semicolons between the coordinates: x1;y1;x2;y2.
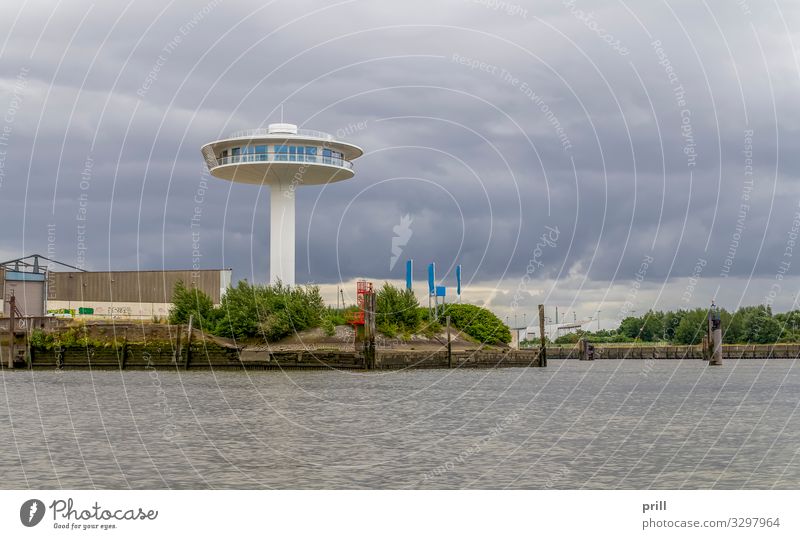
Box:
270;185;295;286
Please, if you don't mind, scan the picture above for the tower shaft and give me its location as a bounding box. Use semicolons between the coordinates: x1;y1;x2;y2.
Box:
270;185;295;286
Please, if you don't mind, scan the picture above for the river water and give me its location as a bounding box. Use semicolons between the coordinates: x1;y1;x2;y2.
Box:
1;359;798;489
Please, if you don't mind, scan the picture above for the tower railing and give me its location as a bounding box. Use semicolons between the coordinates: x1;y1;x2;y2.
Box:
211;151;353;169
226;128;335;141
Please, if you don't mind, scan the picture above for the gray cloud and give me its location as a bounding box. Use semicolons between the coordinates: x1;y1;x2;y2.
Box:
1;0;799;319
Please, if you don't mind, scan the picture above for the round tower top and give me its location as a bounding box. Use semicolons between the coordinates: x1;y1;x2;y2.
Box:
267;123;298;134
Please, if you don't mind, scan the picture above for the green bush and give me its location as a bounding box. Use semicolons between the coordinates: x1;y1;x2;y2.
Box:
321;316;336;336
168;281;216;328
213;280;325;341
29;329;55;350
324;307;348;326
376;282;422;335
440;303;511;345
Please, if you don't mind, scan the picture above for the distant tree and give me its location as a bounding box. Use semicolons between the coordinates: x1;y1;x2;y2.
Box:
375;282;422;336
674;308;709;345
169;281;215;327
742;306;781;343
661;310;684;342
619;317;641;339
618;311;663;341
441;303;511;345
213;280;324;341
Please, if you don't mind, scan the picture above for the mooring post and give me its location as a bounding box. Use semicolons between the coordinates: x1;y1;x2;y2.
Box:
447;315;452;368
185;315;193;370
7;294;16;369
174;321;183;365
362;292;376;369
709;304;722;366
120;329;128;370
538;304;547;367
370;292;377;368
25;323;32;369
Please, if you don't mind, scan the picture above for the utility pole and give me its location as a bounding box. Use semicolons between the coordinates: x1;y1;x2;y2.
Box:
596;310;601;331
556;306;559;325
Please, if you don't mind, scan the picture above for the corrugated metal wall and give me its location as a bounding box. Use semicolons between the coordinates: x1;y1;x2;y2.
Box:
49;270;225;303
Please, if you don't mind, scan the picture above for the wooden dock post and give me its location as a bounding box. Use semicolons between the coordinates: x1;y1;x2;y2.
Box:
708;304;723;366
447;315;452;368
7;294;16;369
184;315;193;370
538;304;547;367
120;330;128;370
25;323;32;369
363;292;376;369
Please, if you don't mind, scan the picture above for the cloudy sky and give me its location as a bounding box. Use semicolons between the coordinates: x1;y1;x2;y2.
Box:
0;0;799;326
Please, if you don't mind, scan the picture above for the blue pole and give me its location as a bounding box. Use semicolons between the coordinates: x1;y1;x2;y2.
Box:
406;259;413;290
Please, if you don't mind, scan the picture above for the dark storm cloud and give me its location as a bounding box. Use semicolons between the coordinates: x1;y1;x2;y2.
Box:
0;0;798;311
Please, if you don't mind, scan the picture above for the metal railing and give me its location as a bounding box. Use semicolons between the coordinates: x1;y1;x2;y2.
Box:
211;152;352;169
226;128;335;141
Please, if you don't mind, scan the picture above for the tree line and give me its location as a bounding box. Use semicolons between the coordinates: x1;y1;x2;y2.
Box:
553;305;795;345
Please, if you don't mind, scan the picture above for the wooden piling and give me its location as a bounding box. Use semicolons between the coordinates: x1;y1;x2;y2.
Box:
363;292;376;369
538;304;547;367
185;315;193;370
708;306;723;366
710;326;723;366
7;294;15;369
120;330;128;370
447;315;452;368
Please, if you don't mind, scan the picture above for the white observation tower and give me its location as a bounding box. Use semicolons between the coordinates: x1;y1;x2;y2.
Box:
201;123;363;285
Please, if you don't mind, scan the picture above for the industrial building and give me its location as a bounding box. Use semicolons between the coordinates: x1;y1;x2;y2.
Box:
1;255;231;319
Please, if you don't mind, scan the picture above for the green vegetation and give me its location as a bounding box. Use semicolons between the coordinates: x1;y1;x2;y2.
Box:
29;325;127;350
440;303;511;345
375;282;422;337
169;280;326;341
168;281;215;327
552;305;797;345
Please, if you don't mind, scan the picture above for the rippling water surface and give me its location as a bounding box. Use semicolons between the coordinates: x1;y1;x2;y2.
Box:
1;359;798;489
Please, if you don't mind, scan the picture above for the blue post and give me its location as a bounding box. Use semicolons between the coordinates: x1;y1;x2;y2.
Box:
406;259;413;291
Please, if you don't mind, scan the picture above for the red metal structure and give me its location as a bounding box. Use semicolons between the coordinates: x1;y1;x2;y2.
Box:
345;280;372;325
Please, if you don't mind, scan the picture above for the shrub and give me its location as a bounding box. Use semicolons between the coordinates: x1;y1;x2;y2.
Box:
169;281;216;328
440;303;511;345
321;316;336;337
29;329;55;350
213;280;325;341
376;282;421;335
